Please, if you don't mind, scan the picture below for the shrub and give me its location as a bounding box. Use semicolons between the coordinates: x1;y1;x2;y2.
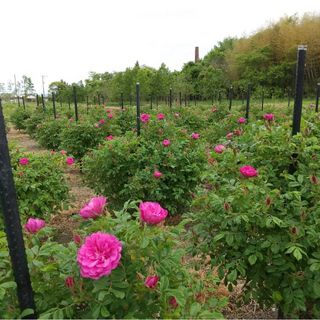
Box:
84;121;206;214
35;120;65;150
188;121;320;318
10;108;30;130
0;201;227;318
10;150;69;218
60;122;103;159
24;112;46;138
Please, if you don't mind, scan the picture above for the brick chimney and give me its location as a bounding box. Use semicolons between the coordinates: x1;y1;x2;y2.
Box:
195;46;199;63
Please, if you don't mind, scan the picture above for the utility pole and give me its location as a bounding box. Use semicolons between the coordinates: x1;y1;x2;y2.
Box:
41;75;46;98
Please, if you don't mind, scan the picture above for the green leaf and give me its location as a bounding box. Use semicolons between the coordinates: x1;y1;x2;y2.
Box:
272;291;283;302
293;248;302;261
20;308;35;318
0;281;17;289
248;254;257;265
110;288;125;299
227;269;237;282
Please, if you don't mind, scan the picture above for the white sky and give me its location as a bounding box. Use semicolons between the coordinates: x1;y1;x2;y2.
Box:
0;0;319;93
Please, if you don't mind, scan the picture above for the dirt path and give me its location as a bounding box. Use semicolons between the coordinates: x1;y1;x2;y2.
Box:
7;127;95;242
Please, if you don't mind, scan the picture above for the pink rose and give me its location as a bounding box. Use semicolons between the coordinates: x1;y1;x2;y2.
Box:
263;113;274;121
65;276;75;288
106;109;111;113
226;132;233;140
145;275;159;289
191;133;200;140
162;139;171;147
157;113;165;120
238;117;246;124
214;144;225;154
99;119;106;125
66;157;75;165
239;165;258;178
105;135;113;141
140;113;151;123
19;158;29;165
77;232;122;279
60;150;67;155
94;123;99;128
139;201;168;224
153;171;162;179
108;113;113;119
79;196;107;219
234;129;242;136
24;218;45;234
50;150;56;155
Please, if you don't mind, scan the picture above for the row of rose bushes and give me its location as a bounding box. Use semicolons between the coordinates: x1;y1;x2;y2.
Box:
0;198;227;318
188;111;320;318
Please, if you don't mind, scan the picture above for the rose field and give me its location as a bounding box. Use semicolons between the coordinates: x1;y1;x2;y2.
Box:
0;96;320;319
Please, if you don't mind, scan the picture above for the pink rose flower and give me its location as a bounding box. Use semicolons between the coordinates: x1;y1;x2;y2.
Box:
157;113;165;120
24;218;45;234
106;109;111;113
226;132;233;140
50;150;56;155
162;139;171;147
263;113;274;121
60;150;67;155
234;129;242;136
214;144;225;154
77;232;122;279
66;157;75;165
140;113;151;123
108;113;113;119
191;133;200;140
94;123;99;128
105;135;113;141
19;158;29;166
239;165;258;178
238;117;246;124
145;275;159;289
153;171;162;179
79;196;107;219
99;119;106;125
65;276;75;288
139;201;168;224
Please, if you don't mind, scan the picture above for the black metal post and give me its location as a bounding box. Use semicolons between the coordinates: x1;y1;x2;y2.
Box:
41;94;45;111
121;92;124;110
136;83;140;136
229;86;233;111
36;94;39;107
179;92;182;106
0;99;36;319
150;95;153;109
73;86;79;122
169;88;172;110
245;84;251;121
287;89;291;108
52;92;56;119
18;96;21;107
315;83;319;113
261;90;264;111
22;97;26;110
86;96;89;114
292;45;307;136
218;91;221;104
68;97;71;110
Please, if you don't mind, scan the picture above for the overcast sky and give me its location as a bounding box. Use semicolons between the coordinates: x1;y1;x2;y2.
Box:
0;0;319;93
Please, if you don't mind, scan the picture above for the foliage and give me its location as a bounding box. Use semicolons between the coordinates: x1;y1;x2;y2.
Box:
35;119;65;150
10;150;69;218
60;122;103;159
188;119;320;318
10;108;31;130
83;120;207;214
0;202;226;318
